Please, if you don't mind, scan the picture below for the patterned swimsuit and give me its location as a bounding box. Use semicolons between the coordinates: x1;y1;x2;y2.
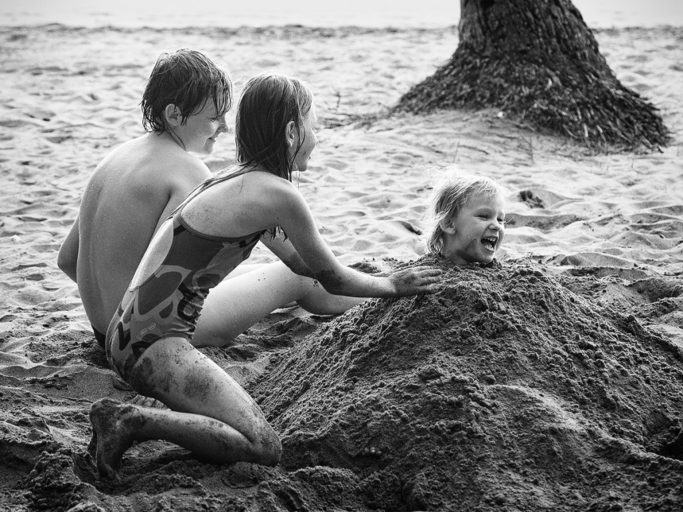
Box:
105;173;263;381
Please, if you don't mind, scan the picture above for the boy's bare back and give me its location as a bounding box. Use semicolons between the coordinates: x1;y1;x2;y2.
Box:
59;133;211;334
57;49;232;338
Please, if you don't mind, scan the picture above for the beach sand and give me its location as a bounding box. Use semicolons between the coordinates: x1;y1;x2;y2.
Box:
0;23;682;511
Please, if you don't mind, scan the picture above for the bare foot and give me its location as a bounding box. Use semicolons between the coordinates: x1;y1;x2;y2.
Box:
89;398;141;479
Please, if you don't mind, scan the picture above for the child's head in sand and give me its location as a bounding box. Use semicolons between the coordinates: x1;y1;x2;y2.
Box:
236;74;316;180
141;49;232;148
426;174;505;266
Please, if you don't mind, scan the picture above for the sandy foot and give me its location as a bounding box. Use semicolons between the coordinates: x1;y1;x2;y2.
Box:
89;398;140;480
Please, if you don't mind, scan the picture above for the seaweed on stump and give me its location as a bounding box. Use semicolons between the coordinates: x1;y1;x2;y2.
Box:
394;0;670;151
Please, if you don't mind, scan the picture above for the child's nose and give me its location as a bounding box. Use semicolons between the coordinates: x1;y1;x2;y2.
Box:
218;115;228;131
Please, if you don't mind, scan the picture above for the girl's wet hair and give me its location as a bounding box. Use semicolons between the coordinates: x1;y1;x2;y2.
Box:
141;49;232;134
235;74;313;181
426;173;503;257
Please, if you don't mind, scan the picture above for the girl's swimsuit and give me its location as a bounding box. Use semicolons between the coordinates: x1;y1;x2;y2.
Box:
105;172;264;381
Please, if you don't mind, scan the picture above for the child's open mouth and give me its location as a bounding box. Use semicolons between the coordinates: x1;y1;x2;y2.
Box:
481;236;498;251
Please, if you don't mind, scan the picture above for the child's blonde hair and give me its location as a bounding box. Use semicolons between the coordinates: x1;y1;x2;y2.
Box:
426;173;503;257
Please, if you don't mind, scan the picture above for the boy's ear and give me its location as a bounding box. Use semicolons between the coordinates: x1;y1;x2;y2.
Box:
439;218;456;234
164;104;182;127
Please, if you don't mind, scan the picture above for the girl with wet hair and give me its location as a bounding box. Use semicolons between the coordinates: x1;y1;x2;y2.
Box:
235;74;312;180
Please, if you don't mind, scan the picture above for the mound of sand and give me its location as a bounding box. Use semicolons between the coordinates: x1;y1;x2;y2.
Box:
251;257;683;511
2;258;682;511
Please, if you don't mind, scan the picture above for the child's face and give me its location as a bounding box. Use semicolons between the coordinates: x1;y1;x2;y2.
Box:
176;100;228;154
290;105;318;172
441;191;505;266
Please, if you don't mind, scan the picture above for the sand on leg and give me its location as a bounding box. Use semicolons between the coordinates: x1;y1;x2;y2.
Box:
192;261;364;347
90;336;281;478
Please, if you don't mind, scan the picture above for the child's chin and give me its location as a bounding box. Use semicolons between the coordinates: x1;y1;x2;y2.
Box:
477;253;496;264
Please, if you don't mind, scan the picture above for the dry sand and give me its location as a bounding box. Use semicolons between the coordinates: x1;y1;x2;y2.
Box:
0;23;682;511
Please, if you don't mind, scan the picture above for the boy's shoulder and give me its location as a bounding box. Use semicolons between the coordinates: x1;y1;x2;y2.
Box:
137;141;210;180
99;136;210;194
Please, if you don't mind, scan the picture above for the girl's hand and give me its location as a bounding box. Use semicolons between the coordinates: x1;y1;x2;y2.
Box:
387;267;443;296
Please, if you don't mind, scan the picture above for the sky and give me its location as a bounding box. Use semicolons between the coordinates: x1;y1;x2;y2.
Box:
0;0;681;28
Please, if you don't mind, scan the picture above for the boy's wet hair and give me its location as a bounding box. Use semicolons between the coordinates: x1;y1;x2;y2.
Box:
141;49;232;133
235;74;313;181
426;173;503;257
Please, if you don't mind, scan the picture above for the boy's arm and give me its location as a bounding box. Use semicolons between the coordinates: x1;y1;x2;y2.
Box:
57;216;79;282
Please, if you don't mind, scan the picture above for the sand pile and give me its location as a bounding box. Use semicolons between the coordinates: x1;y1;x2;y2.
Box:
251;257;683;511
6;258;682;511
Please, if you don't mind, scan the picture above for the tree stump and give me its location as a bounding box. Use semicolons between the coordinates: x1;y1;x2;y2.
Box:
394;0;670;150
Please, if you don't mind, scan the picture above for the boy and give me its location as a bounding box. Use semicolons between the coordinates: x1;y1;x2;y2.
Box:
58;49;232;345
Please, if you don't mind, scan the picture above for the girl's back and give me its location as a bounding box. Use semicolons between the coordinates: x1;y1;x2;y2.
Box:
179;169;289;240
106;169;270;379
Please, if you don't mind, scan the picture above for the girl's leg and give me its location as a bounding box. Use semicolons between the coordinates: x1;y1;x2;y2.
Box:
192;261;364;347
91;337;280;478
